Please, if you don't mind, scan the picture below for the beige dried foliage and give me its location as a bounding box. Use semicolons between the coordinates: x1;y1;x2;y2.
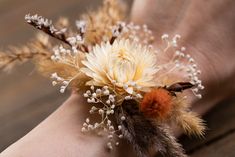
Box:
82;0;126;45
0;35;51;72
0;0;125;74
37;60;77;79
177;110;205;137
55;17;70;28
0;16;71;73
171;96;206;137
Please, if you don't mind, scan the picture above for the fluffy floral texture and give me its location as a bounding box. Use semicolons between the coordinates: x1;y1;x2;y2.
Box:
170;96;206;136
81;39;158;95
82;0;125;45
140;88;173;120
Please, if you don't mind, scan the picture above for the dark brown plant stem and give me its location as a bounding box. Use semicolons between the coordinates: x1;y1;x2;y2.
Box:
110;36;117;45
26;21;71;47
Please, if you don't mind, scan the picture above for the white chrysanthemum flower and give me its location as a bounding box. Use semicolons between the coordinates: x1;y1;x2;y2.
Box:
81;39;158;95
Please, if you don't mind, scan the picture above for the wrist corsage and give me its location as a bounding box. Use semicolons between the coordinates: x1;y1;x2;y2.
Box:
0;0;205;156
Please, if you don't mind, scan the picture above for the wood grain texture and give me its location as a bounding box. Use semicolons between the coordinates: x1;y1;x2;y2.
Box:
191;132;235;157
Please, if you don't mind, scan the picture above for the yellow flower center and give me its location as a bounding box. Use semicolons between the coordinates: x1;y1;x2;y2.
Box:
117;48;131;63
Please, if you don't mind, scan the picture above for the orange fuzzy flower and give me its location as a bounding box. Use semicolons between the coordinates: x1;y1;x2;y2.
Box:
140;88;173;120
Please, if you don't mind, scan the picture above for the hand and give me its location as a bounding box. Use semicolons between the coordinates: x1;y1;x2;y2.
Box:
1;93;136;157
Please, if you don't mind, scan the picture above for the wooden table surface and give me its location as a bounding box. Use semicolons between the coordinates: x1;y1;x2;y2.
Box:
0;0;234;156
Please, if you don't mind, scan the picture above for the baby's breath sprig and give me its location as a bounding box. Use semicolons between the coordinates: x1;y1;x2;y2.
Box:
111;22;155;46
82;85;125;150
50;72;69;93
25;14;70;46
67;20;89;53
51;45;80;65
50;71;82;93
157;34;204;98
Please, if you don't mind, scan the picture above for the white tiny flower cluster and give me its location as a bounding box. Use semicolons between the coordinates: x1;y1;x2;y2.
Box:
122;82;143;100
161;34;181;48
76;20;86;34
66;35;84;53
82;85;125;150
25;14;67;34
50;45;82;94
51;45;74;61
108;79;143;101
65;20;86;53
51;45;82;70
111;22;123;37
160;34;204;98
111;22;155;45
50;72;69;93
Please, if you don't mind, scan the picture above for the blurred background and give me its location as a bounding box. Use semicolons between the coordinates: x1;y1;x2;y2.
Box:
0;0;234;157
0;0;104;151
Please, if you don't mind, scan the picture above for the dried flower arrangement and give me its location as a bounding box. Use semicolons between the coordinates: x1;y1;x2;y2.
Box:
0;0;206;156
